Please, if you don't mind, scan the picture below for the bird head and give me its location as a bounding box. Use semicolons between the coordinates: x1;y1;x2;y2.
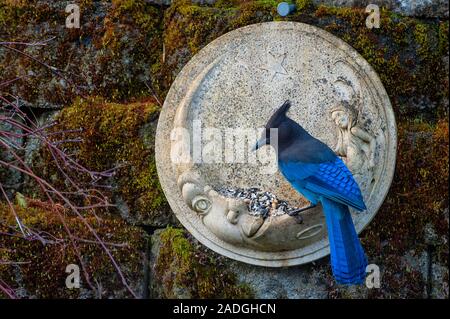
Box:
252;100;292;151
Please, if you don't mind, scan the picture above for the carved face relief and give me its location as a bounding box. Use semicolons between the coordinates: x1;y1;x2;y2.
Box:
155;22;397;267
331;110;349;129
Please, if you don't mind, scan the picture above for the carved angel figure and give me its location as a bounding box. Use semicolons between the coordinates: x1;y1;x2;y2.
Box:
330;102;376;177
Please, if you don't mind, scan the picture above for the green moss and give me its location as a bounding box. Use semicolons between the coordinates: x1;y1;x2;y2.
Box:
437;21;449;56
107;0;161;40
414;23;431;58
315;5;367;27
295;0;311;12
255;0;279;6
0;198;146;298
29;97;169;225
363;119;449;264
0;0;164;106
0;0;59;33
94;1;164;101
155;227;254;299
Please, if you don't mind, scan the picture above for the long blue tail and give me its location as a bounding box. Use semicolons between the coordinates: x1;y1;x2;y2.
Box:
321;198;367;285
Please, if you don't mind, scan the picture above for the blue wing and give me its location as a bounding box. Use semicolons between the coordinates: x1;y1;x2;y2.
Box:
279;157;366;211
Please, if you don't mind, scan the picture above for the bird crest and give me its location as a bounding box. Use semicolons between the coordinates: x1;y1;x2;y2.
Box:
266;100;292;128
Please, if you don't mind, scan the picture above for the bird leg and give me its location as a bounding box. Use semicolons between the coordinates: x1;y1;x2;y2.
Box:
287;203;317;216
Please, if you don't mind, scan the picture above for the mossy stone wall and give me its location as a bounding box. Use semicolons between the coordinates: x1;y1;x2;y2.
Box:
0;0;448;298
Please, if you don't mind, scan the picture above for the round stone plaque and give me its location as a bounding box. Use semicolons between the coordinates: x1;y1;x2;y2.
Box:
155;22;397;267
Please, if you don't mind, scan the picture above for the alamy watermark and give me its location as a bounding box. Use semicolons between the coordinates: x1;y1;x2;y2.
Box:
170;121;279;174
366;264;381;288
366;4;380;29
65;4;80;29
65;264;80;289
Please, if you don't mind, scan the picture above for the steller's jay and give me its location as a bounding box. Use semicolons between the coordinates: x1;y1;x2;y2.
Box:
253;100;368;285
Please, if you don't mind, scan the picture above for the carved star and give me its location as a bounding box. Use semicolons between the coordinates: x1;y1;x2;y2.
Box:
260;52;288;80
235;57;251;71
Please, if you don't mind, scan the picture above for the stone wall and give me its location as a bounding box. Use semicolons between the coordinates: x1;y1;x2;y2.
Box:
311;1;449;18
0;0;448;298
148;0;450;17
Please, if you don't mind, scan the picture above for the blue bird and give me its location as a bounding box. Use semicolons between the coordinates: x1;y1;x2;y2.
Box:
253;100;368;285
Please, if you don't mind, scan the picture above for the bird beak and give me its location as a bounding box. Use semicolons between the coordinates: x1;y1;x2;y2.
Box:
252;137;268;152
